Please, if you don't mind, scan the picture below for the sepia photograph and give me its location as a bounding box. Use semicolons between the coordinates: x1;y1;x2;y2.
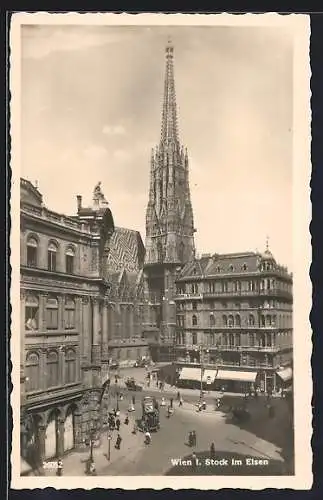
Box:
10;13;311;490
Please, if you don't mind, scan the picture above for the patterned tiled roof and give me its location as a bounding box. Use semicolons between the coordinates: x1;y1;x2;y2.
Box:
179;252;265;279
107;227;145;273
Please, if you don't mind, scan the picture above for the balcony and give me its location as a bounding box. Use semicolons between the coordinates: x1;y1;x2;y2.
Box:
202;289;292;300
175;359;277;370
175;293;203;300
174;344;280;353
108;337;148;347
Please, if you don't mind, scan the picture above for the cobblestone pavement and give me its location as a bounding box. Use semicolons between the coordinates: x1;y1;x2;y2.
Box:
49;385;292;476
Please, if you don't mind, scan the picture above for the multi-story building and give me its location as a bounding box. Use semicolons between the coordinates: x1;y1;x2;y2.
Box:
174;249;293;393
20;178;116;465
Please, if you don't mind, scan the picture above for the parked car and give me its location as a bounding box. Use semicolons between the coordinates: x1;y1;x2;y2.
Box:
125;377;143;391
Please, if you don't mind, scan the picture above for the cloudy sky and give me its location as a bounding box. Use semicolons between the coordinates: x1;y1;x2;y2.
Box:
21;24;293;270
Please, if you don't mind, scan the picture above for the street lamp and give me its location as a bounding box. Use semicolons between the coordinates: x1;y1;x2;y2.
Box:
195;345;209;402
107;432;112;461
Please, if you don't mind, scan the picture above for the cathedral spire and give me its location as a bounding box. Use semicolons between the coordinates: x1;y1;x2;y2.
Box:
160;39;179;146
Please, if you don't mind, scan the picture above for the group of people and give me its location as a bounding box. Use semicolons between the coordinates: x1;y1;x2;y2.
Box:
188;430;197;447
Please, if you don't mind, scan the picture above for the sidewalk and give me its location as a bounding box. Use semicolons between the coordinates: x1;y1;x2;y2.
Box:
45;411;145;476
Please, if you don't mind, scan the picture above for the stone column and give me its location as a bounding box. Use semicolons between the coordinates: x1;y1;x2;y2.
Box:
57;417;65;457
58;296;64;330
37;424;46;466
59;348;65;386
20;290;26;386
39;293;48;332
101;300;109;362
81;297;90;365
40;348;47;391
91;298;101;366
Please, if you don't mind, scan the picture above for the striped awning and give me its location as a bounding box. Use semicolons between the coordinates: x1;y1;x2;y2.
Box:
276;367;293;382
179;367;201;381
215;370;257;382
202;369;218;383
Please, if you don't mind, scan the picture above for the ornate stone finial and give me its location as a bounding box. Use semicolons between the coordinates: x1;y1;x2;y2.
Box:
266;235;269;252
93;181;108;207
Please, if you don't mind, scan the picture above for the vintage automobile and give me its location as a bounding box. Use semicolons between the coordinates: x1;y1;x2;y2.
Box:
141;396;160;432
125;377;143;391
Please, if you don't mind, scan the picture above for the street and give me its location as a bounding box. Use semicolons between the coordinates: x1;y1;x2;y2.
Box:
47;370;293;476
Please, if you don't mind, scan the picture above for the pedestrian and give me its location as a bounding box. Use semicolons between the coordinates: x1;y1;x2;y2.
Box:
145;430;151;445
192;430;197;447
188;431;193;447
179;397;183;407
132;395;136;405
115;433;122;450
170;398;173;408
192;452;197;470
124;415;129;425
161;397;166;407
159;381;163;390
156;379;159;388
210;443;216;459
202;401;206;410
56;458;63;476
132;423;137;435
89;461;97;475
177;391;181;401
116;418;121;431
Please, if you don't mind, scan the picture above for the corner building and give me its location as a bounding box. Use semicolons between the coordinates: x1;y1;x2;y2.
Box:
174;249;293;393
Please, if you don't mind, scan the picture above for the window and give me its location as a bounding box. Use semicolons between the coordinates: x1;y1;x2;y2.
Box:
235;315;241;327
48;242;58;271
25;352;40;391
229;333;234;347
192;315;198;326
46;296;59;329
249;333;255;347
228;315;234;327
192;332;197;345
222;333;228;345
192;302;197;311
236;333;241;346
65;297;75;329
65;349;76;383
249;314;255;327
260;315;265;327
65;247;75;274
25;294;39;331
210;314;215;327
26;237;38;267
46;350;59;387
223;315;227;327
210;333;215;345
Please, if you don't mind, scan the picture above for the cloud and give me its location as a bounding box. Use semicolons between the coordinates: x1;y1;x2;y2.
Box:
102;124;126;136
21;26;136;60
113;149;131;162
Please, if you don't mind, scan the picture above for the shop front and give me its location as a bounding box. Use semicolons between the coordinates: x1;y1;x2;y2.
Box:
213;369;257;393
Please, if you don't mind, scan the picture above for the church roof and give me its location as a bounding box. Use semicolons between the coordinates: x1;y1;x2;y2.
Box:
107;227;145;273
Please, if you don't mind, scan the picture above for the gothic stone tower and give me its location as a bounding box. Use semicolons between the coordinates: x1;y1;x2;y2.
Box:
144;41;195;352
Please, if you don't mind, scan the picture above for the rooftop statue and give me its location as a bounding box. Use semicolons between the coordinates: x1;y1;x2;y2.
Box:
93;181;108;205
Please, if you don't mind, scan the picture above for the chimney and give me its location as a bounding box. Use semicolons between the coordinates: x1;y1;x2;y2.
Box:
76;195;82;212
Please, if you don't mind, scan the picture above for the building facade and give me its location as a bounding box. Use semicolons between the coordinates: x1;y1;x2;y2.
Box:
174;249;293;393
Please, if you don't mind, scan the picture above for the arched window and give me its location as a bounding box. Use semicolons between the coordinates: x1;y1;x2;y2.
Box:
249;333;255;347
48;242;58;272
192;315;198;326
249;314;255;327
260;315;265;328
210;314;215;327
65;297;76;329
229;333;234;347
46;296;59;330
222;333;227;345
25;294;39;330
228;315;234;327
26;236;38;268
266;333;272;347
236;333;241;346
222;315;227;327
25;351;40;391
235;314;241;327
46;350;59;387
266;315;272;327
65;349;76;384
65;247;75;274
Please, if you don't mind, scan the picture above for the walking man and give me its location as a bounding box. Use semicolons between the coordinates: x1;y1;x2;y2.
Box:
116;418;121;431
115;434;122;450
56;458;63;476
210;443;216;459
192;430;197;447
170;397;173;409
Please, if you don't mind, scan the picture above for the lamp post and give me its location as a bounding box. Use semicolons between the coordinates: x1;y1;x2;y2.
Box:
107;432;112;461
195;345;209;402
